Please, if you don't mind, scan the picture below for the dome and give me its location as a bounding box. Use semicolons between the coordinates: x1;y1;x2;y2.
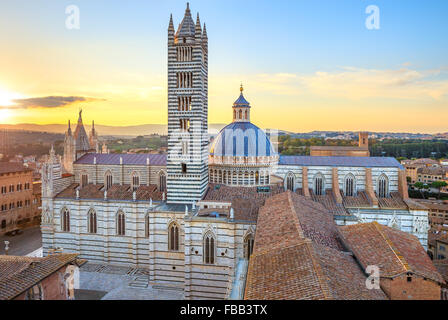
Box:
210;122;277;158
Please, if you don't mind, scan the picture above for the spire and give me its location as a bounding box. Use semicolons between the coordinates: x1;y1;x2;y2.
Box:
202;23;208;40
175;2;195;39
168;13;175;43
50;144;55;160
78;108;83;124
168;13;174;32
195;13;202;40
92;120;95;131
67;120;72;135
234;85;250;106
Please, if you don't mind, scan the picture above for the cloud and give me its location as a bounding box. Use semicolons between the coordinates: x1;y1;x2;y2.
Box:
215;67;448;101
1;96;104;109
299;67;448;100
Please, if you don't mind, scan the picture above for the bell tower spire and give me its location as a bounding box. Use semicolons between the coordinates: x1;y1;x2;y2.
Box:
167;3;209;204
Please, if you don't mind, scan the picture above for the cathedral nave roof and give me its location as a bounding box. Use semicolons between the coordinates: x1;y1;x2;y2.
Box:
74;153;167;166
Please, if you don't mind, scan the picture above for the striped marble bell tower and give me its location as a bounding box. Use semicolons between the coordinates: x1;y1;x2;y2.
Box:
167;3;209;204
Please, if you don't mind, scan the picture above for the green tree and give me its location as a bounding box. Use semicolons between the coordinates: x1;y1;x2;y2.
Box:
414;182;425;198
431;181;448;199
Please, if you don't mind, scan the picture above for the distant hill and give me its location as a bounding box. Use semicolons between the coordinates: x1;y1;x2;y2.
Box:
0;123;228;137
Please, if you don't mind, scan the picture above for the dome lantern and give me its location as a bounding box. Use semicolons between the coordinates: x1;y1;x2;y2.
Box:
232;84;251;122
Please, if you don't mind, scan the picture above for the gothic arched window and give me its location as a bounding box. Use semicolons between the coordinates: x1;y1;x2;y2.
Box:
105;171;113;190
244;233;255;259
344;174;355;197
159;172;166;192
61;208;70;232
88;209;97;234
378;174;389;198
117;211;125;236
203;232;216;264
131;172;140;191
145;214;150;238
314;173;325;196
286;172;295;192
168;222;179;251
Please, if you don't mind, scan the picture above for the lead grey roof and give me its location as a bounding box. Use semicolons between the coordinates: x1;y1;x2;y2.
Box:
74;153;167;166
279;155;404;169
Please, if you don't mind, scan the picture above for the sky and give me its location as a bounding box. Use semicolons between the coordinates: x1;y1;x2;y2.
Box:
0;0;447;133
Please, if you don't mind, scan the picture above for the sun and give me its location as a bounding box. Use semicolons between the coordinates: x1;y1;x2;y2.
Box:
0;88;22;106
0;108;12;123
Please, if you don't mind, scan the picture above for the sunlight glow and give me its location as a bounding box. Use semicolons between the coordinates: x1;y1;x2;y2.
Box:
0;108;12;123
0;88;22;106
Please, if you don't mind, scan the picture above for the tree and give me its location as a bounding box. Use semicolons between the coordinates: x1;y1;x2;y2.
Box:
414;182;425;198
430;181;448;199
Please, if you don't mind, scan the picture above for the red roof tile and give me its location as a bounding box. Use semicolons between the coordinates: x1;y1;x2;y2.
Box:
340;222;445;284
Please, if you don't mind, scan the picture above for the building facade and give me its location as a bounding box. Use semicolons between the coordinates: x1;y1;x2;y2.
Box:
310;132;370;157
41;3;432;300
0;162;41;235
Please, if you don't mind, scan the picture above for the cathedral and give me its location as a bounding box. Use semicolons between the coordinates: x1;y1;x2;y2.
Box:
41;4;430;300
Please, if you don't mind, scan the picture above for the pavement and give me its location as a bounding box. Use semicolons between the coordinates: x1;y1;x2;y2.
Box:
0;226;42;255
79;263;185;300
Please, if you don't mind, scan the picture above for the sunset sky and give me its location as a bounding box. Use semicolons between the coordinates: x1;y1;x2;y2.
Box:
0;0;447;133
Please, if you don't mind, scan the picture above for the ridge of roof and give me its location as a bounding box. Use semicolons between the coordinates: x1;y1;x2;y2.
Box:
372;221;410;274
286;191;305;239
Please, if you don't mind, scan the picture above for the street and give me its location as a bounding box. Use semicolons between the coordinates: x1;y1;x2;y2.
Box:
0;226;42;256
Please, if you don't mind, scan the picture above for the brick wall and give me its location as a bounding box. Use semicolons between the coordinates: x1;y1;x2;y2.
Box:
381;275;441;300
14;266;68;300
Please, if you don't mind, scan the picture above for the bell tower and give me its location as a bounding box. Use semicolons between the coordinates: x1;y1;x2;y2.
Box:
166;3;209;204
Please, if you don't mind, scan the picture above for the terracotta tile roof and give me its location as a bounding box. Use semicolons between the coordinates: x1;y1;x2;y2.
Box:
417;166;446;176
245;191;386;300
409;158;440;166
55;183;163;201
309;189;348;216
415;199;448;211
204;183;284;221
377;192;408;209
0;162;32;175
245;239;386;300
342;191;372;208
255;191;344;253
404;198;429;210
339;222;445;284
433;259;448;283
0;254;78;300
